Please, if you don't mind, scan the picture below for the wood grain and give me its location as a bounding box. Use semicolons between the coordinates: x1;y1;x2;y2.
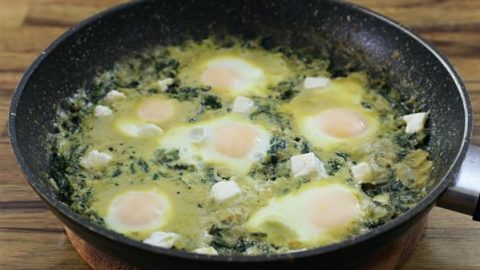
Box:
1;1;479;269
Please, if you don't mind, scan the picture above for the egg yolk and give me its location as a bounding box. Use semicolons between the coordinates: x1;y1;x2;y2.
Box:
138;99;174;122
212;124;259;158
200;58;264;93
307;189;359;230
201;66;245;91
316;109;368;138
108;191;166;229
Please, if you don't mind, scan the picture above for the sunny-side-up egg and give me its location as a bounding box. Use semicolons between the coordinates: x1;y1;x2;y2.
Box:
282;73;379;150
114;96;194;138
245;180;369;248
158;115;271;175
91;180;210;246
168;40;292;98
104;189;173;234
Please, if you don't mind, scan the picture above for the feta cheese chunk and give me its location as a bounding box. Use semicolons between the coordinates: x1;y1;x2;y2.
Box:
104;90;126;102
137;123;163;137
194;246;218;255
290;152;328;178
211;181;241;202
187;126;209;143
303;76;330;89
143;231;180;249
232;96;254;113
351;162;373;182
402;112;428;134
157;78;174;91
80;150;112;170
94;105;113;117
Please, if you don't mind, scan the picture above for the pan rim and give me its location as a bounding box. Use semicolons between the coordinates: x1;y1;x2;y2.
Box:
8;0;473;263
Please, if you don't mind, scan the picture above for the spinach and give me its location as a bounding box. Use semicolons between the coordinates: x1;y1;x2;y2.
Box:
165;86;209;102
111;168;122;177
48;152;74;204
152;149;194;172
129;163;136;174
361;101;372;109
137;159;149;173
361;178;422;218
271;79;300;101
208;224;277;255
201;95;222;110
394;131;426;150
249;154;290;181
268;137;287;154
326;152;350;175
249;102;288;127
153;149;180;164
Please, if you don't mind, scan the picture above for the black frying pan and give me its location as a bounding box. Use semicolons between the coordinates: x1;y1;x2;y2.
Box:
8;0;480;269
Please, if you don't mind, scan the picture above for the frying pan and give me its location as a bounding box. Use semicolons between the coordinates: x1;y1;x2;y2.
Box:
8;0;480;269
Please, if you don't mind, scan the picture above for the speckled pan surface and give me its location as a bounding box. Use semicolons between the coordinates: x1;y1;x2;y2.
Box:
8;0;472;269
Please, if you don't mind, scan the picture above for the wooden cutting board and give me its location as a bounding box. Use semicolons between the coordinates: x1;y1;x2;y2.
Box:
1;0;479;269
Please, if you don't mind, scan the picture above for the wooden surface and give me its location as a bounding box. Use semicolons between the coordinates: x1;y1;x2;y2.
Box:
0;0;479;269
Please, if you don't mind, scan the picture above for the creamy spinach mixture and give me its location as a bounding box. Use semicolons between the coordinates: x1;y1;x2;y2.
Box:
49;38;432;255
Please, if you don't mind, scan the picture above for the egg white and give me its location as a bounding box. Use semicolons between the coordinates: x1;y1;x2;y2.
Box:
113;96;193;138
169;40;292;98
201;57;267;95
299;108;378;150
105;190;173;234
158;115;272;174
282;73;379;150
246;180;368;247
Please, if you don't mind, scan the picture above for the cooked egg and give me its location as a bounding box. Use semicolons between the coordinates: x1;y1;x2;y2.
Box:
113;96;194;138
158;115;271;174
105;190;172;233
246;181;366;247
299;108;377;149
137;98;175;123
283;73;379;150
169;40;291;98
201;57;266;95
316;109;369;138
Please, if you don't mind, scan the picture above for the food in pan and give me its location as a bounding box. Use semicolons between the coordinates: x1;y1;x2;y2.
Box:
49;38;432;255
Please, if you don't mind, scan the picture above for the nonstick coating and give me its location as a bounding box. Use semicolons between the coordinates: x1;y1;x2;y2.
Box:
9;0;472;269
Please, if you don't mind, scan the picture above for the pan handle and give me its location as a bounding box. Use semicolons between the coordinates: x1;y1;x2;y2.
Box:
437;144;480;221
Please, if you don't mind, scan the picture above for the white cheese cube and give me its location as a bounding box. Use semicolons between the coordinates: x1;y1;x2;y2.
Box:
201;231;213;243
80;150;112;170
232;96;254;113
303;76;330;89
157;78;174;91
211;181;241;202
94;105;113;117
187;126;209;143
137;123;163;137
290;152;328;178
402;112;428;134
104;90;126;102
193;246;218;255
351;162;373;182
143;231;180;249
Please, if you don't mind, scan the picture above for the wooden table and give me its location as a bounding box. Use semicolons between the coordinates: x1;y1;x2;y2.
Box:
1;0;479;269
